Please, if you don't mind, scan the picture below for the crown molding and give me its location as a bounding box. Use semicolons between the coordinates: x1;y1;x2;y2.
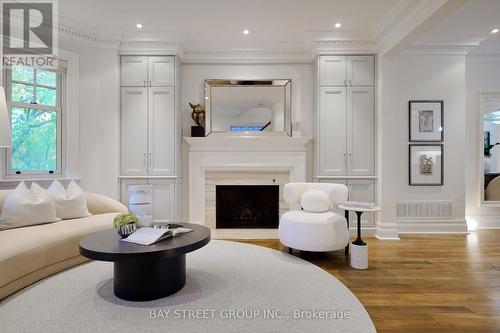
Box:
467;51;500;62
181;48;313;64
403;42;479;55
314;40;377;54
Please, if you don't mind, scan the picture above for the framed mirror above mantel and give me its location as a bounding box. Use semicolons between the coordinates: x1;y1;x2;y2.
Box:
204;79;292;137
479;92;500;206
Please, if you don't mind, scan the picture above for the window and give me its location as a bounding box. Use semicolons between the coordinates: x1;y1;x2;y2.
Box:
230;124;265;132
4;65;64;176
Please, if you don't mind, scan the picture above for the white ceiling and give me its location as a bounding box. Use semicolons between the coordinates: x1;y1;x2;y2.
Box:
58;0;410;48
416;0;500;52
53;0;500;57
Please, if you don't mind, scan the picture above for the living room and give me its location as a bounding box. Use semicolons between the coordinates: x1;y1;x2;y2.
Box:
0;0;500;332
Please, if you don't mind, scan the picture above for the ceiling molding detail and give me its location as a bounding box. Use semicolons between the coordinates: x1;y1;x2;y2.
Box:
467;51;500;61
181;49;314;64
314;40;377;54
404;42;480;54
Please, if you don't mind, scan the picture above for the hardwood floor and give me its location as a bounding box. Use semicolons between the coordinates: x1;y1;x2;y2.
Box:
234;231;500;333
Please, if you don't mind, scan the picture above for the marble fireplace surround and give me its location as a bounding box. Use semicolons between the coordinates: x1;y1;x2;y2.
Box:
184;136;311;238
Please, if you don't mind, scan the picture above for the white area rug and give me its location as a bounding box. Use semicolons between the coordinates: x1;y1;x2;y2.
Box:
0;240;375;333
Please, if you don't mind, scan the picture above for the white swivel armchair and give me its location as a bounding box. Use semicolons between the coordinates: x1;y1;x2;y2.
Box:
278;182;349;254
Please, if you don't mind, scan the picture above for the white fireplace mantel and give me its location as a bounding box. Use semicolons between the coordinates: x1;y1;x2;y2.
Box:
183;136;312;152
184;135;312;237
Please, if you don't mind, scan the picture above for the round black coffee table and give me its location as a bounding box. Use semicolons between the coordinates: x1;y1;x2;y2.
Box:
79;223;210;301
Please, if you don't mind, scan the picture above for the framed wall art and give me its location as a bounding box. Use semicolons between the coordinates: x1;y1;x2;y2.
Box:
409;100;444;142
409;144;444;186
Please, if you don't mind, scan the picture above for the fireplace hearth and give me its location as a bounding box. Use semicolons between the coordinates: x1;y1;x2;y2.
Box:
216;185;279;229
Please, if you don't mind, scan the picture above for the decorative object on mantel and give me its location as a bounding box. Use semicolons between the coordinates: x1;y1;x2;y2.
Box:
409;144;444;186
292;121;301;137
189;102;205;137
113;213;138;238
0;86;12;148
409;100;444;142
128;185;153;227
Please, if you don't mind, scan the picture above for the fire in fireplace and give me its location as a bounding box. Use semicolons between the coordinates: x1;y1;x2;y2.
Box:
216;185;279;229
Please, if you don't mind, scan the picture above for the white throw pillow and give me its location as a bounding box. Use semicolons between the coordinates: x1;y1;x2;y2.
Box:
0;182;60;229
48;180;91;219
300;189;330;213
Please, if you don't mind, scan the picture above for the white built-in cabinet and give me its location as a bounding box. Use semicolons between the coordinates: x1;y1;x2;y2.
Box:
119;55;180;223
121;56;175;87
318;55;375;177
317;55;376;227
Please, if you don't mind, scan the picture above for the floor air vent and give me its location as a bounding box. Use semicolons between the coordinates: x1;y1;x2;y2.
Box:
396;201;452;219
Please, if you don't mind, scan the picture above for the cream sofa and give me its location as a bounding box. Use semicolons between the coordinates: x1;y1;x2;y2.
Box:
0;190;128;300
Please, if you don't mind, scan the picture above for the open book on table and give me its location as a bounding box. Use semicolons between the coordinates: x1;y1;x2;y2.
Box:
121;227;193;246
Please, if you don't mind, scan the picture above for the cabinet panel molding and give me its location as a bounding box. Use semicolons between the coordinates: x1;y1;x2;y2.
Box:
347;56;374;86
147;56;175;87
319;87;347;176
347;86;375;176
120;87;148;176
320;56;347;86
148;87;175;176
121;56;147;87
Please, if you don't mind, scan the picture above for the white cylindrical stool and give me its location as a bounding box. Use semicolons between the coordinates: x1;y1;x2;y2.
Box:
128;185;153;227
350;243;368;269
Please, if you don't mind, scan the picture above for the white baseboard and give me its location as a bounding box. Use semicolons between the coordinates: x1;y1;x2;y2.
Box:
375;225;400;240
466;214;500;230
397;219;468;234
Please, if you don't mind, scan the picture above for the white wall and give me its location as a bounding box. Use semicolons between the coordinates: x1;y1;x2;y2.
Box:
60;40;120;198
380;54;467;233
465;59;500;228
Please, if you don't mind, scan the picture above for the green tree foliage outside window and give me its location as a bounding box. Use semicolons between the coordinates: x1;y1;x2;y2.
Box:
9;66;59;173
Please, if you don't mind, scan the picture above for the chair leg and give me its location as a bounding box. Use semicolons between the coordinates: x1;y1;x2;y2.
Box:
345;245;349;256
288;247;293;254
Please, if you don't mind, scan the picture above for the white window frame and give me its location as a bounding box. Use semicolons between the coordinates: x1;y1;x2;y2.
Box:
3;66;66;177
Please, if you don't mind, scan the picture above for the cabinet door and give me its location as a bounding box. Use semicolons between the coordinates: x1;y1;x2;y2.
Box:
319;87;347;176
320;56;347;86
148;56;175;87
149;179;176;224
347;87;374;176
148;87;175;176
121;87;148;176
121;56;147;87
348;179;376;227
347;56;374;86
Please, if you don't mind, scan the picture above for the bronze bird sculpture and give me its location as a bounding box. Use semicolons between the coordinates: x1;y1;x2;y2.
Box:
189;102;205;127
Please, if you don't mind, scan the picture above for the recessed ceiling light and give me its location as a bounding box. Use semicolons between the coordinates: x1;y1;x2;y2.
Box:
491;28;499;34
136;23;143;29
334;22;342;29
242;29;250;35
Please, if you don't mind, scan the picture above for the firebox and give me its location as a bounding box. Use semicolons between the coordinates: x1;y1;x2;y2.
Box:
215;185;279;229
